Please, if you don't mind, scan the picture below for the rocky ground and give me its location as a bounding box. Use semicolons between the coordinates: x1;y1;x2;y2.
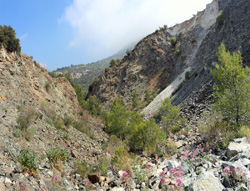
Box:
0;48;250;191
0;48;108;191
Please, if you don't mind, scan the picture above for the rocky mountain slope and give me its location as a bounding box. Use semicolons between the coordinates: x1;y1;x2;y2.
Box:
87;0;250;112
0;47;108;190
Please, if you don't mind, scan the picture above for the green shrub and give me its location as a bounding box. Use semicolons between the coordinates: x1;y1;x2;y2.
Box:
63;133;69;140
110;59;116;67
239;126;250;138
25;127;36;142
85;95;102;116
63;116;73;127
46;118;53;126
216;13;225;25
104;98;132;140
131;90;140;109
46;147;69;164
160;98;182;136
144;90;151;104
222;131;238;149
129;120;166;153
185;71;190;80
72;120;95;139
0;25;21;53
45;83;50;92
105;98;166;153
199;111;227;148
175;49;181;55
105;67;110;72
112;144;133;174
40;101;47;111
181;61;185;67
17;103;25;112
16;109;38;131
133;165;146;184
170;37;177;46
13;128;22;138
18;148;38;172
166;140;178;156
96;157;110;176
74;161;89;178
103;136;134;175
53;117;63;130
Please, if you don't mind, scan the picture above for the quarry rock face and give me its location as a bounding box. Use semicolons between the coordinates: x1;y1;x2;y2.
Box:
88;0;250;114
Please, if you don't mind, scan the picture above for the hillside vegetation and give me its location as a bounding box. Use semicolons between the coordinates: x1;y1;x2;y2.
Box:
2;0;250;190
0;25;21;53
54;46;130;92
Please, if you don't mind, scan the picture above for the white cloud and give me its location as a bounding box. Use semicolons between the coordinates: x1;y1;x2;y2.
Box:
62;0;212;56
19;33;28;41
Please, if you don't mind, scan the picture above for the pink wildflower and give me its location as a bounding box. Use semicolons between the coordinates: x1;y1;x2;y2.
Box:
19;184;25;190
235;166;241;171
222;167;232;178
179;171;185;176
121;171;130;182
223;167;230;172
146;163;152;168
122;172;129;177
160;171;166;177
174;171;179;177
176;178;183;186
242;171;248;176
182;151;188;160
54;175;59;181
160;177;166;184
176;165;182;170
170;168;176;174
209;149;212;154
203;152;206;155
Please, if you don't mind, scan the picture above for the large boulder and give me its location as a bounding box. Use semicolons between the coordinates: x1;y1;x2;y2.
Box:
226;138;250;158
193;171;225;191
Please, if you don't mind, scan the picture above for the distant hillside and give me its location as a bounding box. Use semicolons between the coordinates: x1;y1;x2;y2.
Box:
54;44;134;92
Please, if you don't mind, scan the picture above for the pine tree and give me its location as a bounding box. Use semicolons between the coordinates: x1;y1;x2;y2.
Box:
211;43;250;128
159;98;181;135
131;90;140;109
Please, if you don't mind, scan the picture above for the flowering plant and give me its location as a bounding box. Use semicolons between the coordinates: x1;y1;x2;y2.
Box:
222;166;249;188
182;144;212;164
121;172;132;190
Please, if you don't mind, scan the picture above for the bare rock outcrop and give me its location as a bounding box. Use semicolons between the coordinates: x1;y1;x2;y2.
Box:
88;0;250;114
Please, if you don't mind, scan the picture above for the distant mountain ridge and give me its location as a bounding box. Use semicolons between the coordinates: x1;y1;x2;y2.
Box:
54;43;135;92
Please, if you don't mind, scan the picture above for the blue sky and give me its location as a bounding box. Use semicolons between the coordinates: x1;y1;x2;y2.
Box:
0;0;212;71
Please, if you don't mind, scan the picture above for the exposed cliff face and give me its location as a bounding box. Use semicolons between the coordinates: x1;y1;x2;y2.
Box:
87;25;184;107
87;0;250;112
0;48;108;190
0;48;79;117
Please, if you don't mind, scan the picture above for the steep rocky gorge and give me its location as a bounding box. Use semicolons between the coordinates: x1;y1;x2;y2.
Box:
0;48;108;190
87;0;250;116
